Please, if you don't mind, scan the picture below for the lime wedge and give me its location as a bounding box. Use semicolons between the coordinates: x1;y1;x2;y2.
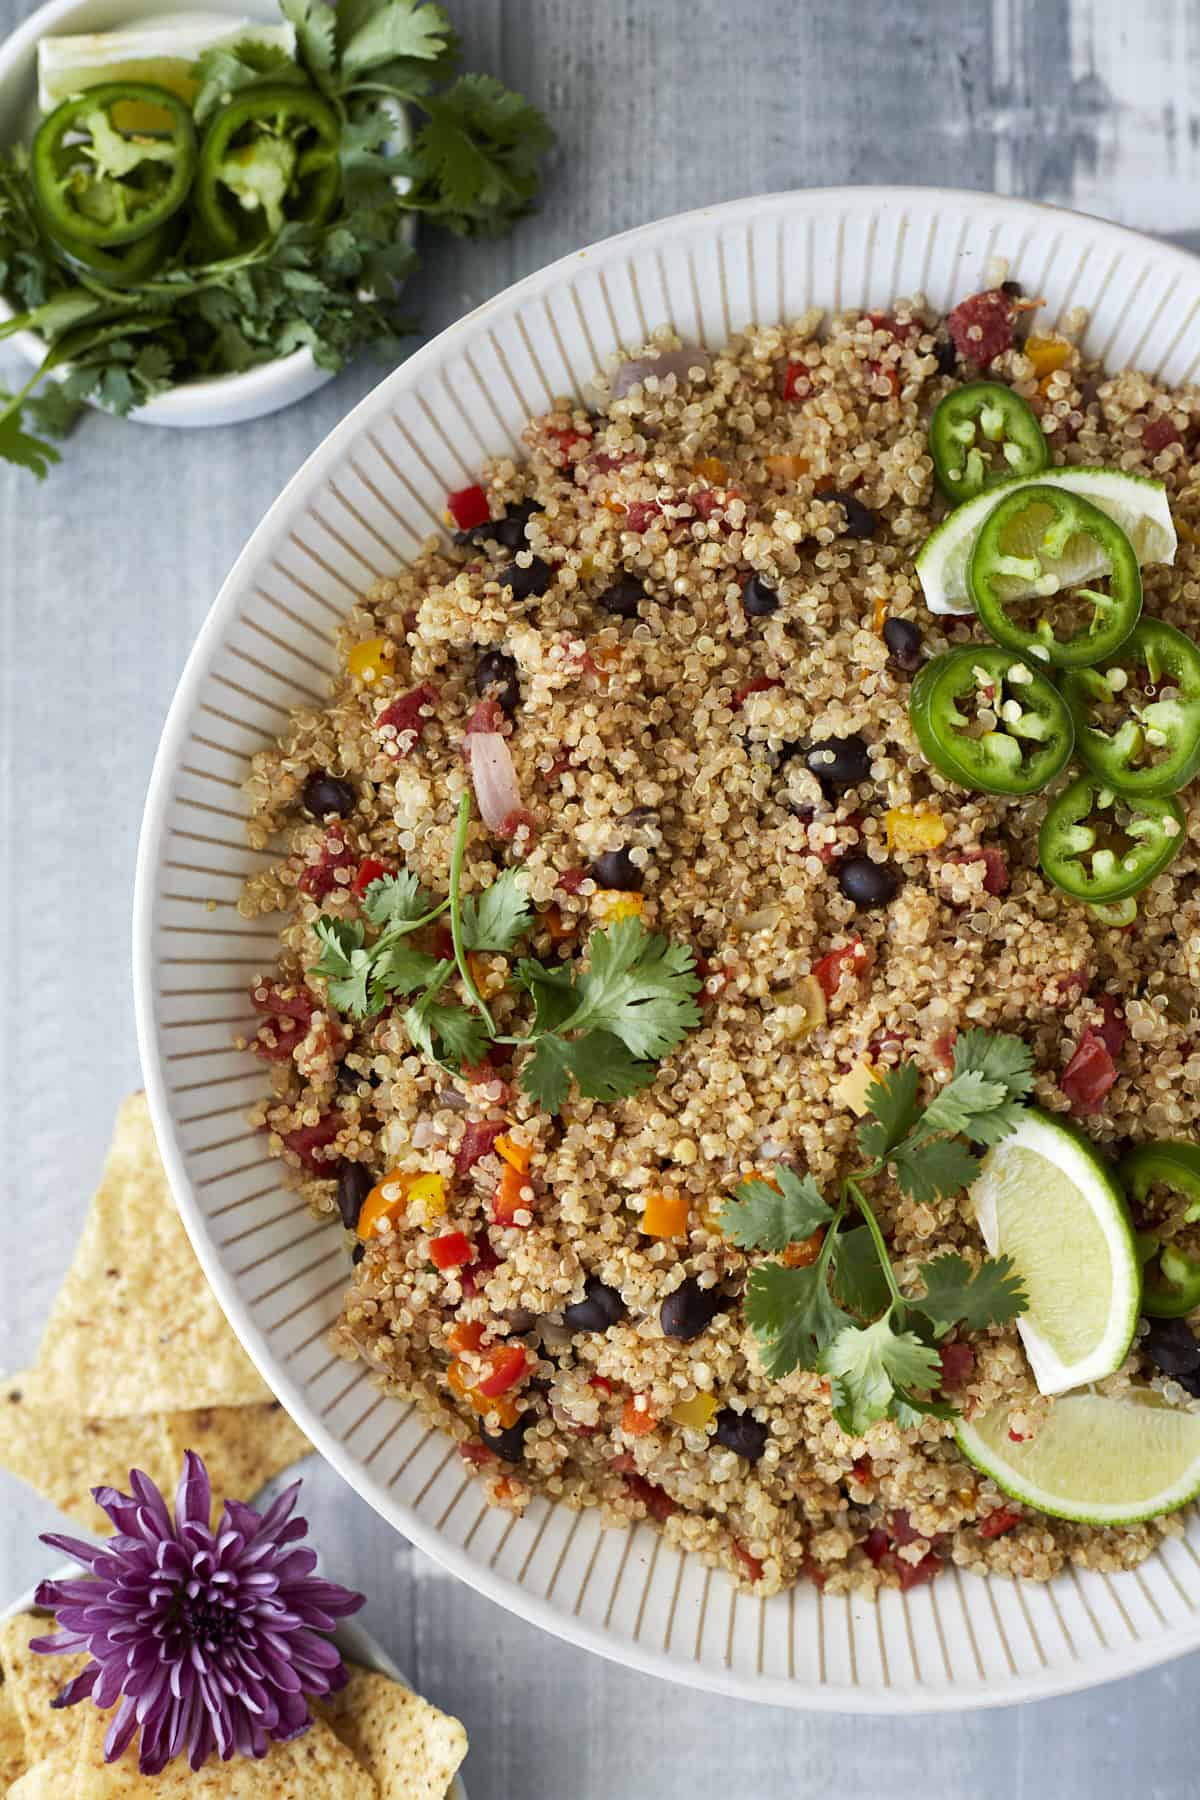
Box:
37;17;296;113
969;1107;1140;1395
957;1390;1200;1525
917;468;1177;615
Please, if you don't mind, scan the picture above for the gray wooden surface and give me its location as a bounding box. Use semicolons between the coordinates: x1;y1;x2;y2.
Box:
3;1;1200;1793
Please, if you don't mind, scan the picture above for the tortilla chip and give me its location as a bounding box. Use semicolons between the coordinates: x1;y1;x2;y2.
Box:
27;1093;270;1417
163;1403;311;1517
0;1615;89;1766
0;1374;178;1535
7;1748;77;1796
0;1681;26;1790
323;1667;467;1800
72;1704;379;1796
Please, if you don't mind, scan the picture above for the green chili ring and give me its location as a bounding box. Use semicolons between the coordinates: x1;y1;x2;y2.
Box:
1061;618;1200;798
930;380;1049;504
196;83;342;252
910;645;1074;795
1038;774;1185;903
32;82;197;249
1120;1142;1200;1317
968;484;1143;671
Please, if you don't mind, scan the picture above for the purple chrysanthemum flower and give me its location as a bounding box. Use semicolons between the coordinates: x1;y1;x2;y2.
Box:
31;1451;364;1776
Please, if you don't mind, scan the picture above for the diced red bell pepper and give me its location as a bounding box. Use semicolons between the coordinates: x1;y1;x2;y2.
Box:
1061;1027;1117;1116
455;1120;504;1176
491;1161;531;1227
430;1231;475;1271
946;289;1019;366
1143;416;1182;455
812;937;870;1001
458;1440;497;1468
867;313;920;344
623;1472;676;1522
939;1341;975;1391
351;856;389;899
298;831;356;900
978;1507;1022;1540
447;485;491;531
547;425;589;455
732;675;783;711
280;1112;342;1173
475;1343;527;1399
732;1542;764;1582
375;683;437;754
624;501;661;532
589;1375;616;1397
781;361;811;402
447;1319;486;1354
1094;993;1127;1058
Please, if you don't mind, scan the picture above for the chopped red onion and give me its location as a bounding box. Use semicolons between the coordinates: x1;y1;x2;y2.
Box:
467;731;522;832
610;345;712;399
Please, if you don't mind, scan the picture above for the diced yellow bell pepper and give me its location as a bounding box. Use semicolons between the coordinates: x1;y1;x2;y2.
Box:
833;1058;879;1117
871;595;889;635
885;805;947;854
692;455;728;484
356;1168;415;1239
1024;335;1070;379
592;889;645;924
642;1191;689;1238
407;1172;447;1222
347;636;396;683
765;453;809;478
672;1393;719;1429
495;1134;531;1175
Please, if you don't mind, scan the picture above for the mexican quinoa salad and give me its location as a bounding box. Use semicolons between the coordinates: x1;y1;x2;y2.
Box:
238;281;1200;1599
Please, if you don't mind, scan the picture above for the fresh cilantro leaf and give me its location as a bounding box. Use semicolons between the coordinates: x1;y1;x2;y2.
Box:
362;869;438;932
460;868;531;952
821;1317;943;1436
561;918;701;1061
889;1135;981;1205
0;405;60;477
25;379;84;438
512;959;577;1034
401;74;555;235
831;1225;892;1321
856;1061;921;1163
559;1032;658;1104
310;917;375;1016
422;1001;489;1065
340;0;455;77
745;1263;848;1379
518;1033;572;1114
280;0;339;91
916;1252;1027;1334
916;1071;1009;1140
952;1028;1035;1101
193;38;306;125
892;1389;959;1430
719;1167;833;1252
369;942;445;1000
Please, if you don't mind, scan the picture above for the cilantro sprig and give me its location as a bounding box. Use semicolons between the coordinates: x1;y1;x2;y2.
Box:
720;1031;1032;1436
0;0;553;474
309;792;701;1109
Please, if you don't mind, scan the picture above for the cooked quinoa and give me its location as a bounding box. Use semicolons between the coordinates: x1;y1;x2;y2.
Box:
238;286;1200;1598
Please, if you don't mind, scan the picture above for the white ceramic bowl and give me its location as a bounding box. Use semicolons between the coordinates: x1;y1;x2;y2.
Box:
1;1565;468;1796
135;186;1200;1711
0;0;404;427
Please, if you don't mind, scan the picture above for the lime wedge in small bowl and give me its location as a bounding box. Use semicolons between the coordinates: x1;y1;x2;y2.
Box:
969;1107;1141;1395
958;1389;1200;1525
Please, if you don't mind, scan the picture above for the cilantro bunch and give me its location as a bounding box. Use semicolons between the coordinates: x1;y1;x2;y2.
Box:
310;792;702;1111
720;1031;1034;1436
0;0;553;475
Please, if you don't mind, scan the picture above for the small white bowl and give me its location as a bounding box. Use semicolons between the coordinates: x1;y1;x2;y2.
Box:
1;1565;468;1796
0;0;407;427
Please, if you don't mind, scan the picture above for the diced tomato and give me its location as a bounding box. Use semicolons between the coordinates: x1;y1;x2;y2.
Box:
458;1440;497;1468
889;1510;920;1547
781;361;811;402
464;696;506;739
1049;968;1090;1009
298;831;357;900
1143;416;1182;455
801;1556;828;1591
1061;1027;1118;1116
455;1120;504;1176
693;488;725;520
932;1031;957;1069
867;359;901;396
896;1552;941;1592
948;846;1010;896
862;1526;890;1566
1008;1428;1028;1443
850;1455;874;1485
430;922;455;963
557;867;587;894
351;856;389;899
867;312;920;344
1094;993;1127;1058
866;1030;905;1067
430;1231;475;1271
623;1472;676;1522
946;289;1019;366
589;1375;616;1397
732;1542;764;1582
475;1343;528;1399
495;807;539;845
447;484;491;531
547;425;589;455
491;1161;532;1227
978;1506;1022;1540
812;937;870;1002
939;1341;975;1391
280;1112;342;1173
447;1319;486;1354
591;449;638;473
624;501;661;532
251;981;314;1022
459;1236;501;1298
732;675;783;711
375;683;437;753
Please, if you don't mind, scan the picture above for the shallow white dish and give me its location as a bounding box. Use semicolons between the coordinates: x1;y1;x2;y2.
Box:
1;1565;467;1796
135;185;1200;1710
0;0;401;427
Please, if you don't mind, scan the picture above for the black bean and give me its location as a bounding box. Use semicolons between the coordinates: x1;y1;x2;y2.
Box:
597;575;645;619
336;1160;374;1233
474;649;521;716
563;1277;628;1333
838;855;900;910
660;1277;723;1342
337;1060;380;1094
1000;279;1024;298
302;770;356;818
479;1412;533;1464
824;490;877;540
500;555;554;601
713;1408;768;1463
351;1242;366;1266
590;847;643;892
932;336;958;375
882;616;923;674
742;574;779;618
456;498;538;551
1141;1318;1200;1378
804;733;871;788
